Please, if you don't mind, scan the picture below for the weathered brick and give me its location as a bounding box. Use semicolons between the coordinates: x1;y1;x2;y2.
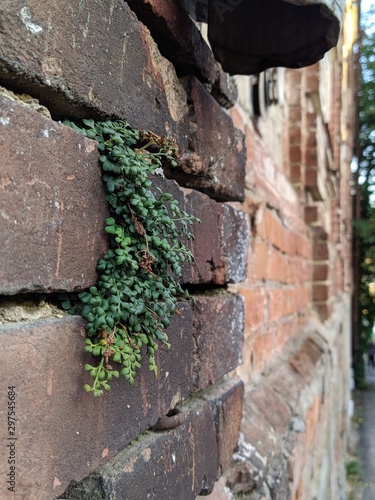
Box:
313;263;329;281
289;338;324;380
312;227;329;261
250;384;292;436
313;284;329;301
253;239;270;281
313;241;329;261
269;363;305;409
251;332;279;372
126;0;215;79
219;204;249;283
0;0;188;143
0;303;193;499
152;178;248;285
239;287;266;332
201;378;244;475
126;0;237;109
168;77;245;202
240;394;278;473
0;96;108;294
304;206;318;224
314;301;332;320
63;398;219;500
192;292;244;390
0;104;245;293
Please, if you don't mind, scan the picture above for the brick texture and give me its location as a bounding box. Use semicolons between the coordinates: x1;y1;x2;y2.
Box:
63;398;219;500
0;0;188;143
166;77;246;202
201;378;244;475
0;96;108;294
0;305;193;500
125;0;237;109
0;104;248;294
192;292;245;390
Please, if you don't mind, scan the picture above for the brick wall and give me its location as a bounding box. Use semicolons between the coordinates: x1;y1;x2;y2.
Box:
0;1;356;499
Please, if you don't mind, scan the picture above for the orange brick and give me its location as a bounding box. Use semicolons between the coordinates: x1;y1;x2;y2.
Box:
239;287;266;331
253;239;270;281
252;331;278;372
268;288;286;322
305;396;321;452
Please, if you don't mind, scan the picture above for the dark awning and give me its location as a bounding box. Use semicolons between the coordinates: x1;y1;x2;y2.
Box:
180;0;344;74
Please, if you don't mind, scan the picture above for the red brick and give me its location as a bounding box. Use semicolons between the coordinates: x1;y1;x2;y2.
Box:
253;239;270;281
305;112;317;128
304;148;318;166
126;0;237;109
63;398;219;499
289;126;302;145
152;178;249;286
313;263;329;281
305;167;318;187
126;0;217;83
0;304;193;499
303;65;320;93
290;145;302;163
202;378;244;475
304;206;318;224
267;248;285;282
0;0;188;143
0;96;108;294
250;384;291;435
288;107;302;122
289;338;323;380
220;204;250;283
290;164;302;183
173;76;246;202
239;287;266;331
314;301;332;320
268;288;286;322
252;332;278;372
269;363;305;409
192;292;244;390
304;132;317;149
313;241;329;261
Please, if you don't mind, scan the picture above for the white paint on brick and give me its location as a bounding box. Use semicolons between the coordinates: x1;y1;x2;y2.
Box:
19;7;43;34
0;116;10;126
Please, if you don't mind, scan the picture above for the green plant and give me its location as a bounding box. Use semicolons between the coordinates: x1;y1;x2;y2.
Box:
63;119;199;396
345;460;362;483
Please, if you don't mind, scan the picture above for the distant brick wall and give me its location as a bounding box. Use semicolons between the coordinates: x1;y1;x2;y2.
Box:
0;1;356;499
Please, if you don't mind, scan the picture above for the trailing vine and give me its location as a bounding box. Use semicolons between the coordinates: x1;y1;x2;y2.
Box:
62;119;199;396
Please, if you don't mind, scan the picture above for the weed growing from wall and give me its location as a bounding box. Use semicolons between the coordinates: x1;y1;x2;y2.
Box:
63;119;199;396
